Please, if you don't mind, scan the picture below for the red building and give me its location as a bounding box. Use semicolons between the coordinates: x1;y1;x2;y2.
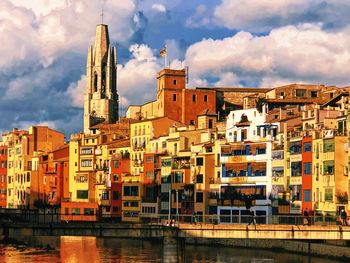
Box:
140;153;162;222
157;69;217;127
302;136;313;212
0;145;7;208
109;140;131;221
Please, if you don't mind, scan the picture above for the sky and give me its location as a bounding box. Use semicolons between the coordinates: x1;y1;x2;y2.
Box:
1;0;350;136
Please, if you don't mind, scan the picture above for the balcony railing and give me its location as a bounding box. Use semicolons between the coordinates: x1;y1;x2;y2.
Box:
172;163;190;169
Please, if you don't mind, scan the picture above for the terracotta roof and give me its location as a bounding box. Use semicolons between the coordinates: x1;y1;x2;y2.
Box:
235;121;251;127
197;109;217;116
107;139;131;148
196;87;272;93
265;98;319;104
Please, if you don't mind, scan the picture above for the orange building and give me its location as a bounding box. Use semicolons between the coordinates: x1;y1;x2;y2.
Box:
0;145;7;208
30;145;69;210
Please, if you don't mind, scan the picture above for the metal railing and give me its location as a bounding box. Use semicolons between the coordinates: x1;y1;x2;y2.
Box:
0;209;345;226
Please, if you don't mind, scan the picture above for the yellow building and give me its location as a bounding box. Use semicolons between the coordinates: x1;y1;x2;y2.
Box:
313;131;347;217
2;127;64;208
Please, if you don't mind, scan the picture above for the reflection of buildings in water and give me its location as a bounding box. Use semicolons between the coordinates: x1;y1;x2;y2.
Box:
97;238;162;262
60;236;100;263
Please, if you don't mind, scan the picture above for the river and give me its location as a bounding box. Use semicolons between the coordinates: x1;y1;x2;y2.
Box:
0;236;345;262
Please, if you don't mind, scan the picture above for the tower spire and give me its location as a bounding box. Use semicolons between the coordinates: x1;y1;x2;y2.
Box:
84;23;119;134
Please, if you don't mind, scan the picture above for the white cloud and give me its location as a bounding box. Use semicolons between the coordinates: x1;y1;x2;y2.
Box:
1;0;138;69
186;4;212;28
213;0;350;32
152;3;166;13
117;44;161;106
185;24;350;88
66;75;86;108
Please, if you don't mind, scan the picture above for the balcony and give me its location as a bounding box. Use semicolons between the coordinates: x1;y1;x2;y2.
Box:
218;199;256;207
172;163;190;170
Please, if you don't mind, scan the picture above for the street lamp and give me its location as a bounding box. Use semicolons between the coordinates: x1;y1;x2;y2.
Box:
168;188;171;224
176;189;179;223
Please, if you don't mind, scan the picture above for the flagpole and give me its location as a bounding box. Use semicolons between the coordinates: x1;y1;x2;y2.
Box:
164;44;167;69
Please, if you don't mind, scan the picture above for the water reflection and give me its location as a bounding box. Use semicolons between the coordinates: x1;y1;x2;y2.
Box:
0;236;345;263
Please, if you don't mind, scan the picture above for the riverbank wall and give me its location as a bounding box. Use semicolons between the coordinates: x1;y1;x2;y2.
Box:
186;238;350;260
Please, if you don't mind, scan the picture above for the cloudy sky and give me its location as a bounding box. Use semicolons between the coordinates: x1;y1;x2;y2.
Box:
1;0;350;136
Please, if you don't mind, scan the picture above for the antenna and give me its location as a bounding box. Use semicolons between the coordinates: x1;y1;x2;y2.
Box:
100;8;104;24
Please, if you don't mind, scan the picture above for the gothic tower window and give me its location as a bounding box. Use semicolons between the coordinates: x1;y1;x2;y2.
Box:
93;72;98;93
101;62;106;98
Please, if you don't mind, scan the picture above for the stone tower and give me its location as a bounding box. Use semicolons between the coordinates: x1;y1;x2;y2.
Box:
84;24;119;133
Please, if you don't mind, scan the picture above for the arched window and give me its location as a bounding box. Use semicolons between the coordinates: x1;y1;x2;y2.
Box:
240;114;249;123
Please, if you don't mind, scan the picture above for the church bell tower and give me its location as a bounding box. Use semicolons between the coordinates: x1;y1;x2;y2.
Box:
84;24;119;133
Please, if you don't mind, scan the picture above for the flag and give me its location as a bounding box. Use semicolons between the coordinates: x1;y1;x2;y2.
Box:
159;47;166;57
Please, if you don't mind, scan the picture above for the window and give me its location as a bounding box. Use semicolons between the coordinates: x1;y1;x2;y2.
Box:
77;190;88;199
304;190;311;202
304;162;312;175
124;186;139;196
113;174;118;182
196;192;203;203
256;148;266;155
124;201;139;207
173;94;177;101
146;171;154;180
65;208;69;215
325;188;333;201
196;157;203;166
162;141;167;149
102;191;109;200
113;160;119;168
84;208;94;215
311;91;318;98
323;139;334;152
113;191;119;200
173;79;177;85
79;176;86;183
146;156;154;163
81;159;92;167
296;89;306;97
291;161;302;176
209;119;213;129
290;141;302;154
26;172;30;182
189;120;195;125
323;160;334;175
272;151;284;160
112;206;119;212
81;148;93;155
161;159;172;167
196;174;203;184
303;142;312;152
204;94;208;102
173;171;183;183
192;94;196;102
72;208;80;215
